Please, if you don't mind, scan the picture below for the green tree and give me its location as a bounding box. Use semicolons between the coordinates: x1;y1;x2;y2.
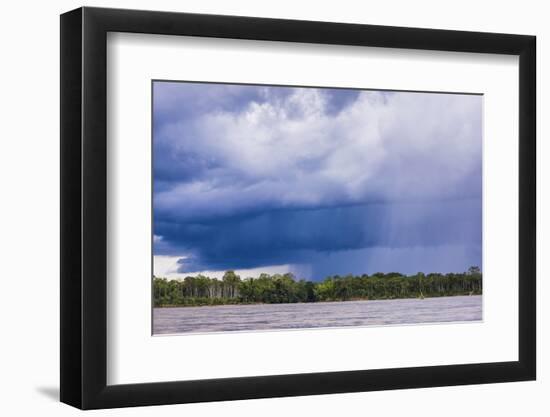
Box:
223;270;241;298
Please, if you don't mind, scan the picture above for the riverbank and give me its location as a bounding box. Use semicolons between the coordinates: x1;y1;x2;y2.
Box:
155;291;481;308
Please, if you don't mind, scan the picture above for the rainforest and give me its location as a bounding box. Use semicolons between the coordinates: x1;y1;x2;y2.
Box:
153;266;482;307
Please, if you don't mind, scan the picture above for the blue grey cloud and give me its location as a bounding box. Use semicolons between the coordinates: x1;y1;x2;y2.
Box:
153;81;482;278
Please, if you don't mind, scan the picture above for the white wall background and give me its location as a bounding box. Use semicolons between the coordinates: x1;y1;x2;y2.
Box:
0;0;546;415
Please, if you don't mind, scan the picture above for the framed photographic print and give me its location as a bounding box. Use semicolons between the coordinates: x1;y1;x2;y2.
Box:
60;6;536;409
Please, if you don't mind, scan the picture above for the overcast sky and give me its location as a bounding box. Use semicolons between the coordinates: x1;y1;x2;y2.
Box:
153;81;482;280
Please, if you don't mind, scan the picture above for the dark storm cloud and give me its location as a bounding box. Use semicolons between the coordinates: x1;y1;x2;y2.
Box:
153;81;482;278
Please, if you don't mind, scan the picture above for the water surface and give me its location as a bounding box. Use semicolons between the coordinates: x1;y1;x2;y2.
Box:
153;295;482;335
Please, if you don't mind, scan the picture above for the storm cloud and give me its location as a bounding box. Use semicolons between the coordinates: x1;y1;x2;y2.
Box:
153;81;482;279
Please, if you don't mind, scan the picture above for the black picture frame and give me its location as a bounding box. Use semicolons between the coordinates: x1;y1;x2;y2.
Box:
60;6;536;410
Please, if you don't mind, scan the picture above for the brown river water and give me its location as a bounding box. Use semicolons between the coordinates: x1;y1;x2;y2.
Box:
153;295;482;335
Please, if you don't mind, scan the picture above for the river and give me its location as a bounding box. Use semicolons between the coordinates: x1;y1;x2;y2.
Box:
153;295;482;335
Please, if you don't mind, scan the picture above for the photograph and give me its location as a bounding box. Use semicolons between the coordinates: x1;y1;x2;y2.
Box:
152;81;483;335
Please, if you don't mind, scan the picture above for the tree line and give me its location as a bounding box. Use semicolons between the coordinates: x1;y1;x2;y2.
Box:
153;267;482;307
